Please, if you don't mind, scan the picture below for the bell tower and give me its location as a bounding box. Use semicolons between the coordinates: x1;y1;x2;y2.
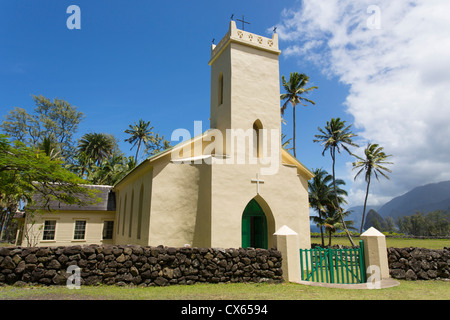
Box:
208;21;282;157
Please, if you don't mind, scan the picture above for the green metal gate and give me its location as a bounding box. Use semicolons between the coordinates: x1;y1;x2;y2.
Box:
300;240;366;284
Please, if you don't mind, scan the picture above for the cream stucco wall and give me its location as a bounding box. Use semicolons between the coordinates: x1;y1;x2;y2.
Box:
148;158;210;247
210;21;281;156
110;21;313;250
205;20;311;250
209;161;311;250
22;210;115;247
114;161;153;246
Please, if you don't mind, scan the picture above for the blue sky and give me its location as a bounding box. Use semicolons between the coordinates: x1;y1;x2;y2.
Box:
2;0;449;209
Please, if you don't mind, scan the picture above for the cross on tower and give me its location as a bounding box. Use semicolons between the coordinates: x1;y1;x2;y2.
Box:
236;15;250;31
251;173;265;194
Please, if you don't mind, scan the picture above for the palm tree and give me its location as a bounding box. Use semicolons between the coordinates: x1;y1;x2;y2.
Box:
352;143;393;233
124;119;154;163
309;168;348;246
70;151;93;179
313;118;359;246
38;135;61;161
90;154;124;185
281;133;293;152
77;133;115;166
280;72;318;158
322;208;357;246
144;132;171;157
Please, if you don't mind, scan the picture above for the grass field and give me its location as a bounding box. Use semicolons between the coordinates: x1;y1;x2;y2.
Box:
0;280;449;300
0;237;448;301
312;237;449;250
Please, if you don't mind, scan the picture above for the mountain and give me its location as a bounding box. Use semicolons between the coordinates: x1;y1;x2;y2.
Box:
310;180;450;233
346;205;381;229
377;180;450;219
363;209;388;231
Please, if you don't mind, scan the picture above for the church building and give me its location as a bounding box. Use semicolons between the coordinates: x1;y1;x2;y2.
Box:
17;21;314;250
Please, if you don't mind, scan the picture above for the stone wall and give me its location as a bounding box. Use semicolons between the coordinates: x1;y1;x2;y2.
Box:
388;247;450;280
0;245;283;286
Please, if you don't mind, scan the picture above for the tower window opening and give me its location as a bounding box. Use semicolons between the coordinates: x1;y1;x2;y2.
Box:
218;72;224;106
253;120;263;158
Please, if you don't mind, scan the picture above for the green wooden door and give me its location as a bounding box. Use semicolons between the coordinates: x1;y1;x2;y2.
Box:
241;199;268;249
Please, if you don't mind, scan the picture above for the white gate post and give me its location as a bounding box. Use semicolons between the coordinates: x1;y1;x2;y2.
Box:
360;227;390;281
273;225;300;282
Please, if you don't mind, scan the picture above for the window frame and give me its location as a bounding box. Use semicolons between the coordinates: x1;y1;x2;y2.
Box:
102;220;114;240
73;220;87;241
42;220;57;241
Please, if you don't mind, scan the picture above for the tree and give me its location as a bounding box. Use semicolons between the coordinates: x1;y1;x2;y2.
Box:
281;134;293;152
396;211;450;236
89;154;136;186
77;133;116;167
38;135;62;161
0;95;84;162
69;151;93;180
384;216;396;233
144;133;171;157
321;208;356;246
280;72;317;157
308;168;347;246
0;134;99;244
124;119;155;163
352;143;393;233
313;118;359;246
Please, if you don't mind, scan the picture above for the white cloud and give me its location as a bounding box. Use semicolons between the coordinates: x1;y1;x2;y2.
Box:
276;0;450;206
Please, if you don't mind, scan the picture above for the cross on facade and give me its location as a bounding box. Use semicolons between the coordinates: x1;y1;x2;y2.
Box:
237;15;250;30
251;173;265;194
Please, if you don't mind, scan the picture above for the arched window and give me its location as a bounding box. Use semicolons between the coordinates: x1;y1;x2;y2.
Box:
129;190;134;238
137;184;144;240
253;120;263;158
218;72;224;106
122;195;127;236
117;197;121;234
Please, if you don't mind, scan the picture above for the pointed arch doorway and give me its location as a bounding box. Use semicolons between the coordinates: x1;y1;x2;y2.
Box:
241;199;268;249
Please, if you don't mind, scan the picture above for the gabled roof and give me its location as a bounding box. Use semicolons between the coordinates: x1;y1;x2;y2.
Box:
281;148;315;180
114;131;210;189
114;131;315;189
30;185;116;212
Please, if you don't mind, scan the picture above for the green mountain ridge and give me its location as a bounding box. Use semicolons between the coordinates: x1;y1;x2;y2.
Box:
311;181;450;233
377;180;450;219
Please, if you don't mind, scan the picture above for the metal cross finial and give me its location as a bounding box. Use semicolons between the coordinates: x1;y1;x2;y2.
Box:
230;14;234;20
236;15;250;30
273;26;277;33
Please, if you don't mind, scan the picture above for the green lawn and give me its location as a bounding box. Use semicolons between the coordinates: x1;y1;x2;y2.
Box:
1;238;448;301
312;237;449;250
0;280;449;300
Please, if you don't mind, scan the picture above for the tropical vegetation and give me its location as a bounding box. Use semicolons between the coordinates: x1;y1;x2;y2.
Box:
308;168;349;246
280;72;317;157
396;210;450;237
0;134;99;243
313;117;359;246
124;119;155;163
0;95;171;243
352;142;393;233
